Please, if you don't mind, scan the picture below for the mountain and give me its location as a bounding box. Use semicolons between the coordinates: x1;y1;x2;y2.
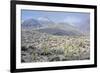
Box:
38;22;82;36
37;17;56;28
38;28;81;36
22;19;42;29
79;23;90;34
75;19;90;35
22;18;83;36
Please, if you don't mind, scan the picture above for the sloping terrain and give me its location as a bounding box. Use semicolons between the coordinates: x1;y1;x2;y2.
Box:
21;30;90;62
22;19;42;29
21;18;90;63
22;18;83;36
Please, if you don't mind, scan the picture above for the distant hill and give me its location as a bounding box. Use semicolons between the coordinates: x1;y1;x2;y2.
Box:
75;19;90;35
22;18;87;36
38;28;82;36
37;17;55;27
22;19;42;29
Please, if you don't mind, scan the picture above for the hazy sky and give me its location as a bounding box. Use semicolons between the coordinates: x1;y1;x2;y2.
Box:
21;9;90;25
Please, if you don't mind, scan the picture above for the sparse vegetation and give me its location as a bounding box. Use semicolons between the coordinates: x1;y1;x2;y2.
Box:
21;29;90;63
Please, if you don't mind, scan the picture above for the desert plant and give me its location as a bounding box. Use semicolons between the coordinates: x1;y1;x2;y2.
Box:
42;42;49;55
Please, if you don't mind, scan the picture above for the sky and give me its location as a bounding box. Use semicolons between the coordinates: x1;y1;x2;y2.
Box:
21;9;90;26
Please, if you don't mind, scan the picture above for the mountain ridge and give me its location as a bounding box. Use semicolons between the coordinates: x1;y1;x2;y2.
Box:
21;18;89;36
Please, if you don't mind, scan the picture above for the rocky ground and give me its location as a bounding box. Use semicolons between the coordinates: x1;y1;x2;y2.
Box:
21;29;90;63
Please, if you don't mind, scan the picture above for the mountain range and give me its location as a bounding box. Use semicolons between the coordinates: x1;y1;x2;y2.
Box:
22;17;90;36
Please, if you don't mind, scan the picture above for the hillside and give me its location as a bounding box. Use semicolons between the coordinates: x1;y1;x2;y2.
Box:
22;18;83;36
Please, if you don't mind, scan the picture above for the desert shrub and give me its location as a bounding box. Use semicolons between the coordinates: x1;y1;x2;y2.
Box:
63;44;74;56
42;42;49;55
63;44;69;56
49;55;60;61
22;46;27;51
21;52;33;62
31;51;37;61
